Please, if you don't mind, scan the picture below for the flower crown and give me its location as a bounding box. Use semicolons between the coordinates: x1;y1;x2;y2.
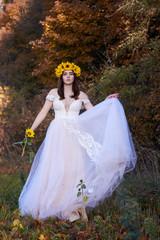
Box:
55;62;81;78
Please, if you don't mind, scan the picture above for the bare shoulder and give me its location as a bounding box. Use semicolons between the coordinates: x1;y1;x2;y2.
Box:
79;91;89;99
48;88;58;96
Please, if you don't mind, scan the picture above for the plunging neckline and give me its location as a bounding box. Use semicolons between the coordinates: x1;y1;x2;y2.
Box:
46;93;86;113
58;98;80;113
53;91;81;113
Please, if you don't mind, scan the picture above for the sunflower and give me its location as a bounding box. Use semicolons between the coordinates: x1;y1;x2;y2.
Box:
74;66;81;76
26;129;35;138
64;62;72;70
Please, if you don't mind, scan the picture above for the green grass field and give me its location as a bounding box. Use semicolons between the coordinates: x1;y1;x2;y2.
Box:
0;159;159;240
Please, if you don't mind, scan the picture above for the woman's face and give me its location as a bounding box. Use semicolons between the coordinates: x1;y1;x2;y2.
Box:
62;70;74;85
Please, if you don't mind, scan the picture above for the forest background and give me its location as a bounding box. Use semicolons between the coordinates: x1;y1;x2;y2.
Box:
0;0;160;239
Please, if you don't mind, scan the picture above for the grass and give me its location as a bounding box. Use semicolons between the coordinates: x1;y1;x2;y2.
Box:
0;159;159;240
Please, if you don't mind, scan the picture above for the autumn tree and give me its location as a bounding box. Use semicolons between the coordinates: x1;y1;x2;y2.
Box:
31;0;124;85
88;0;160;147
113;0;160;65
0;0;45;96
0;0;47;158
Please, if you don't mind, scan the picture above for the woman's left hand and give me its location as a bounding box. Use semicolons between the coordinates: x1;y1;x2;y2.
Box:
106;93;119;100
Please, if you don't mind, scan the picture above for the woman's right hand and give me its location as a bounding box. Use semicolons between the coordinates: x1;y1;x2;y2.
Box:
106;93;119;100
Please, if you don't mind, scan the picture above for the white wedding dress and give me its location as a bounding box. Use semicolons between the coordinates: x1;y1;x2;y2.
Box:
19;95;137;220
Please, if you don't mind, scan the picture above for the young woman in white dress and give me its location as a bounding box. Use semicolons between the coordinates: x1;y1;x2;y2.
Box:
19;62;137;222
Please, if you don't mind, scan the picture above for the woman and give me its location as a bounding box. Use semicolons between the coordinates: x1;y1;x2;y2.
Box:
19;62;137;222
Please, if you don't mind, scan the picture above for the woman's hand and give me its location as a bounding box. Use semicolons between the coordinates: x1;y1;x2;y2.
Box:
106;93;119;100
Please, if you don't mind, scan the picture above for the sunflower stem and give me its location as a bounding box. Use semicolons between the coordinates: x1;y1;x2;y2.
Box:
82;189;88;222
21;140;27;156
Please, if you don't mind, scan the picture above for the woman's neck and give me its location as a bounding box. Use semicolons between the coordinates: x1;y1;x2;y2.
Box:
64;84;73;97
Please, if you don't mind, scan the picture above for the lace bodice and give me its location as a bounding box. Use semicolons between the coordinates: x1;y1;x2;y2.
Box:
46;94;90;119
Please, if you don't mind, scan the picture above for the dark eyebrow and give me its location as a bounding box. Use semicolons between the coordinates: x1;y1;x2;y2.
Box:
63;71;73;74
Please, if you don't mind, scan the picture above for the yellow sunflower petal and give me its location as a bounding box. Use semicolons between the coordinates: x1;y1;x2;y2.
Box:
26;129;35;138
55;62;81;77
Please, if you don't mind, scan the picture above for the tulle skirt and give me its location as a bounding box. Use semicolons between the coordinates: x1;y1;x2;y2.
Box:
19;98;137;220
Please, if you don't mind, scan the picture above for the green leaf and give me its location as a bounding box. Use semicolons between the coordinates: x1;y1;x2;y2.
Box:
23;139;28;144
76;183;81;188
27;141;32;146
12;141;23;146
81;184;86;189
28;152;34;163
77;192;81;197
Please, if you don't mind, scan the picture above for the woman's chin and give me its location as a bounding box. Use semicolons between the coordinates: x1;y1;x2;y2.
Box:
64;81;73;85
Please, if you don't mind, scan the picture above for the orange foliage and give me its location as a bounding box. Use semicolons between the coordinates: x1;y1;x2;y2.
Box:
31;0;124;83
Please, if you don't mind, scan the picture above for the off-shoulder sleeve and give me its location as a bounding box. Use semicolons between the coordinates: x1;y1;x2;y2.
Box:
81;99;90;104
80;99;90;110
46;94;56;102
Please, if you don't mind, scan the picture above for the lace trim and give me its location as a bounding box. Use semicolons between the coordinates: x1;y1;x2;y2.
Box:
46;94;56;102
81;99;90;104
46;96;90;104
64;119;101;161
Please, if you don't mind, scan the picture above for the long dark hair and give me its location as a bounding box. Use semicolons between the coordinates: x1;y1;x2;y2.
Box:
57;73;80;100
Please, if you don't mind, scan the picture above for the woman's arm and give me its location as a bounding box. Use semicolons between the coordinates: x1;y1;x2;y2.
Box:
84;100;93;110
79;91;93;110
30;99;53;131
80;91;119;110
